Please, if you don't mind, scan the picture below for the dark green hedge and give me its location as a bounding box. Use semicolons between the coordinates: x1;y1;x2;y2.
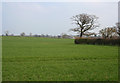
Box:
75;38;120;45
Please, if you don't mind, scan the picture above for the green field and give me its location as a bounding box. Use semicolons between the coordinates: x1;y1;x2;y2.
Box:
2;36;118;81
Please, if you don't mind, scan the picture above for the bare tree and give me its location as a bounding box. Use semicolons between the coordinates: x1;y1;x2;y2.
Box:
61;33;68;38
83;32;97;37
70;13;99;37
99;27;117;38
20;32;25;36
116;22;120;37
5;31;9;36
30;32;32;37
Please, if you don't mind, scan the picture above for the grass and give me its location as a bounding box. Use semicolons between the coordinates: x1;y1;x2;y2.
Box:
2;36;118;81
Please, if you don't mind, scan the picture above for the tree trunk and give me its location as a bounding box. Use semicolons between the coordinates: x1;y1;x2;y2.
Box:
79;29;83;37
80;32;83;37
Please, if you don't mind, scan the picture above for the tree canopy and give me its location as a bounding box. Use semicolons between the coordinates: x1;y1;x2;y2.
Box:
70;13;99;37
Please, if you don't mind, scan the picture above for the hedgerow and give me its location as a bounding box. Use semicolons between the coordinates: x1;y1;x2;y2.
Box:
74;37;120;45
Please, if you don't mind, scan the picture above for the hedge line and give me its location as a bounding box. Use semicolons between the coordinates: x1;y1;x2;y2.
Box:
74;38;120;45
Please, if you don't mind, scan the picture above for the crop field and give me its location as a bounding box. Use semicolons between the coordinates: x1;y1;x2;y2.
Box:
2;36;118;81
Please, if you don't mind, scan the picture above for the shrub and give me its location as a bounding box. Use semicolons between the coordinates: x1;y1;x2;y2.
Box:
74;38;120;45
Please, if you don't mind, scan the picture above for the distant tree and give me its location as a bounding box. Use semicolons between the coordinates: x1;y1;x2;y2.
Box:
99;27;117;38
20;32;25;36
34;34;39;37
5;31;9;36
57;35;61;38
61;33;69;38
30;33;32;37
70;13;99;37
41;34;45;37
46;34;49;37
11;34;14;36
116;22;120;37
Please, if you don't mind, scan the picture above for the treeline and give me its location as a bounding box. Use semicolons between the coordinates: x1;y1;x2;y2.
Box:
2;32;74;39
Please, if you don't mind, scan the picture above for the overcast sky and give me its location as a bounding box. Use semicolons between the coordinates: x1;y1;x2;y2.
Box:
2;2;118;35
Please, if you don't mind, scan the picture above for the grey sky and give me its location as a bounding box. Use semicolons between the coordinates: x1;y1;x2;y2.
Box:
118;1;120;22
2;2;118;35
0;2;2;35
